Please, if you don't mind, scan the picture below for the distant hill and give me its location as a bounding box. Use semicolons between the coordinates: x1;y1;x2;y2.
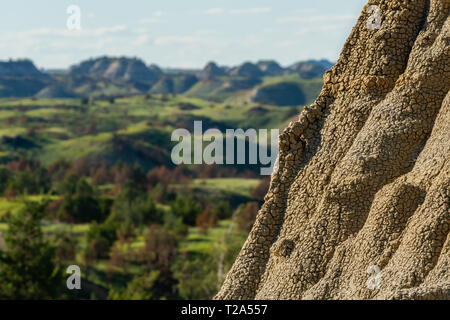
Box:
183;78;225;100
0;59;50;80
0;59;51;97
150;75;198;94
199;62;226;79
148;64;163;77
67;57;161;84
150;77;174;94
0;56;333;104
287;60;333;79
35;84;78;99
229;62;264;78
251;82;306;106
316;59;334;70
0;77;49;98
257;60;285;76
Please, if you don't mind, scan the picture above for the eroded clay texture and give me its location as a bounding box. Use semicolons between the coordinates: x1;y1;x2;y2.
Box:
216;0;450;300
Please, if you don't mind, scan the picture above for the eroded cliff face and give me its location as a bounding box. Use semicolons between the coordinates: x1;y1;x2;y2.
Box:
216;0;450;300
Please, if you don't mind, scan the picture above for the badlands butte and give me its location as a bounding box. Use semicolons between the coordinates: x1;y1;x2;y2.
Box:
216;0;450;300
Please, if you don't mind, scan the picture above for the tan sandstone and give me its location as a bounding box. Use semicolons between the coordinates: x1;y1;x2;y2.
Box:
215;0;450;300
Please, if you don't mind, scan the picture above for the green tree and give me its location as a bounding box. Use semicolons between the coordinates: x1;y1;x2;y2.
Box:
172;226;247;299
59;178;103;223
0;201;63;299
0;166;10;195
163;213;188;240
170;194;201;226
142;225;177;272
121;179;145;205
172;255;217;300
108;183;162;229
58;173;81;196
139;225;178;299
84;221;118;261
108;270;160;300
6;169;50;196
214;201;233;220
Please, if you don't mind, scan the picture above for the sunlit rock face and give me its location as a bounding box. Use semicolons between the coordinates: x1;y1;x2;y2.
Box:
216;0;450;300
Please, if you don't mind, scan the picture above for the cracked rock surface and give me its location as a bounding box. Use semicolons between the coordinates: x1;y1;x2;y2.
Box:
215;0;450;300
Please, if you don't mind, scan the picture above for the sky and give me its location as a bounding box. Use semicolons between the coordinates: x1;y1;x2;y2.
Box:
0;0;367;69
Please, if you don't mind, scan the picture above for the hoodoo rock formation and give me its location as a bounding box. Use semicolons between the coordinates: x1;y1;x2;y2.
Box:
216;0;450;300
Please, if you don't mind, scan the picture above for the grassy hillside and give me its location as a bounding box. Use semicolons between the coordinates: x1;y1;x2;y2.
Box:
0;94;301;167
259;74;324;104
0;76;318;300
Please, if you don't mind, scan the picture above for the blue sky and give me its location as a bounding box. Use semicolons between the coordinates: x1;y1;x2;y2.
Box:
0;0;367;69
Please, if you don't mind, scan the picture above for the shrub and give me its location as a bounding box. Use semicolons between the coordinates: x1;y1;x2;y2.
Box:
107;242;129;273
172;255;218;300
214;201;233;220
108;184;162;228
0;201;63;299
92;162;112;185
58;173;81;196
170;194;202;226
141;224;177;272
59;178;103;223
0;167;11;195
196;207;217;234
52;232;77;263
108;270;161;300
163;213;188;240
84;221;118;261
5;169;50;196
149;183;176;203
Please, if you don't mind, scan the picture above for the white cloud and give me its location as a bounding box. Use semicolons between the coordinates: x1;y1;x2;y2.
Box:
195;29;218;36
276;14;357;24
276;40;297;48
204;8;224;15
81;25;128;36
152;34;232;56
154;35;206;46
139;18;164;24
294;8;316;14
239;34;265;46
230;8;271;15
9;25;128;38
0;25;131;67
293;23;350;37
132;34;151;46
203;7;271;15
139;11;165;24
133;27;150;34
